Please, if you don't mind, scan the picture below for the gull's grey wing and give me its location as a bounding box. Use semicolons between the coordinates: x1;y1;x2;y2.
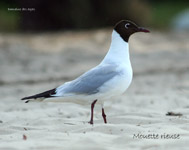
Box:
55;64;120;95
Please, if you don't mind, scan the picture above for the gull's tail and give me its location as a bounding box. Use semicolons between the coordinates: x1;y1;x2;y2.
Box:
21;88;56;103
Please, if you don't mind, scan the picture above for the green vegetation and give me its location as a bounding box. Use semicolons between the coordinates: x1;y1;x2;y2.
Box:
0;2;20;32
150;1;189;29
0;1;188;32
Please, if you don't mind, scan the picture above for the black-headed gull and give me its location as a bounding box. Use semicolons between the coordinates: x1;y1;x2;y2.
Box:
22;20;150;124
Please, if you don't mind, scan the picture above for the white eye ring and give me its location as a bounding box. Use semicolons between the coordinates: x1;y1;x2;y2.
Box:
125;23;130;29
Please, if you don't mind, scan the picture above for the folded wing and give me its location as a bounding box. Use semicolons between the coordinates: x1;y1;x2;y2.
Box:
54;64;119;96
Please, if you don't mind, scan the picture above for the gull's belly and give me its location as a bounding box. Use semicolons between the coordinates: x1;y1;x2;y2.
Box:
97;68;133;100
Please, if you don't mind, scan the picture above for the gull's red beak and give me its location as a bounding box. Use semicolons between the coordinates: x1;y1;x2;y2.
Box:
138;27;150;33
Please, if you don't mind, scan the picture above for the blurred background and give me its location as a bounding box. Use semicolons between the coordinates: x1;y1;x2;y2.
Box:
0;0;189;32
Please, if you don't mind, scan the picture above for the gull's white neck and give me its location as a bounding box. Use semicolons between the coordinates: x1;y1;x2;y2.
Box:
101;30;131;65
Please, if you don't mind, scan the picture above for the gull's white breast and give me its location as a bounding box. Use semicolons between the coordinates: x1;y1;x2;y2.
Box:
97;63;133;102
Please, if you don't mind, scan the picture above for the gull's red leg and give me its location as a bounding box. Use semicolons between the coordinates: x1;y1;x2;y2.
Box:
88;100;97;124
102;108;107;124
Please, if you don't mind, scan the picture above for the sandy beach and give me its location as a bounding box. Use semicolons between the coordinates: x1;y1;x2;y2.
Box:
0;29;189;150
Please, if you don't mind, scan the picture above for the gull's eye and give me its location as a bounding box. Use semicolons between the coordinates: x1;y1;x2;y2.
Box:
125;23;130;29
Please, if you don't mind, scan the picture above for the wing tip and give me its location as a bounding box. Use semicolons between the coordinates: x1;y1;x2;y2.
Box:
21;96;32;103
21;97;27;100
21;96;33;100
21;88;56;102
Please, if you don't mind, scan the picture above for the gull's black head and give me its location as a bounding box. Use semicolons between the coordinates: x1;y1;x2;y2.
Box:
114;20;150;42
